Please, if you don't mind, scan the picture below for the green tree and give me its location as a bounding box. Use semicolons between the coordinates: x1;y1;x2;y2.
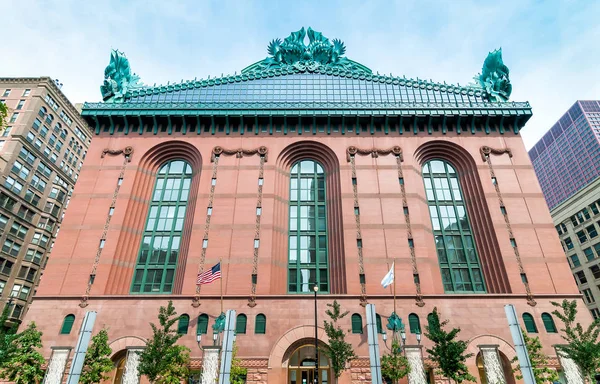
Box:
138;301;191;384
552;299;600;384
79;328;114;384
511;329;558;384
322;300;357;384
381;338;410;384
424;307;475;384
0;102;8;133
0;302;19;367
0;322;45;384
230;342;247;384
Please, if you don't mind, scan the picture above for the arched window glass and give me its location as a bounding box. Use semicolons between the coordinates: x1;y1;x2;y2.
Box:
197;314;208;335
523;313;538;333
409;313;421;334
60;314;75;334
131;160;192;293
423;160;486;293
178;314;189;335
541;313;557;333
255;314;266;334
351;313;363;334
236;314;247;334
288;160;329;293
376;314;383;334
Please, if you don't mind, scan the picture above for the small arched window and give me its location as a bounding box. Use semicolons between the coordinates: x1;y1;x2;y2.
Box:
376;314;383;334
236;314;247;334
38;106;47;117
255;314;266;334
541;313;557;333
60;314;75;334
351;313;363;334
427;313;436;329
522;313;538;333
45;114;54;124
178;314;189;335
197;314;208;335
409;313;421;334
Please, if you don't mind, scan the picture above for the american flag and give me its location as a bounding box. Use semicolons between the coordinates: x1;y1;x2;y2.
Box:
196;263;221;285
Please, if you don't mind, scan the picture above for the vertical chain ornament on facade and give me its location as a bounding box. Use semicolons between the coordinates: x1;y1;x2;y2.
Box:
347;150;367;305
249;147;268;307
80;147;133;308
191;146;268;308
346;146;424;307
480;146;536;306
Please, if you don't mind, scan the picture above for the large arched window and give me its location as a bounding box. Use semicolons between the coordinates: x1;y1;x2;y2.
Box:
131;160;192;293
60;314;75;334
408;313;421;334
522;313;538;333
197;314;209;335
351;313;363;334
288;160;329;293
423;159;486;293
178;314;189;335
541;313;557;333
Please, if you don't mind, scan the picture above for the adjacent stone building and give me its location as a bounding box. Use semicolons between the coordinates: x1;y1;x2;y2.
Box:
22;30;591;384
0;77;92;324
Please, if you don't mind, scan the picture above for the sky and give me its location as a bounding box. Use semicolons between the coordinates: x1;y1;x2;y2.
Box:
3;0;599;149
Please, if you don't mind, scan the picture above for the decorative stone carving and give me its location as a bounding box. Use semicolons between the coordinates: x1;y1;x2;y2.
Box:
346;145;403;162
101;146;134;161
405;346;427;384
479;146;512;161
202;346;222;384
100;49;144;102
556;348;584;384
43;348;71;384
473;48;512;102
122;348;143;384
211;146;268;162
478;345;506;384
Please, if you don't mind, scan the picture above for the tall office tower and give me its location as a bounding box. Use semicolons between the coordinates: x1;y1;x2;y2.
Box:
0;77;92;325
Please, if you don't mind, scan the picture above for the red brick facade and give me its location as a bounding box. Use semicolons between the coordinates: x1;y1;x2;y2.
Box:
23;132;590;383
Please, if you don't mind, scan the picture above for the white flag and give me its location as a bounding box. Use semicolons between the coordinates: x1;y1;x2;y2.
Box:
381;262;394;288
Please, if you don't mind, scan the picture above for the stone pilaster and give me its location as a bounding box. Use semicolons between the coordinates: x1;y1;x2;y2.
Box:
555;347;584;384
121;347;143;384
202;346;222;384
478;344;506;384
405;345;427;384
43;347;72;384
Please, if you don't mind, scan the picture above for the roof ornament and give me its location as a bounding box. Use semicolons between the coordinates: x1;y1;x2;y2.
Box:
473;48;512;102
100;49;145;103
242;27;371;74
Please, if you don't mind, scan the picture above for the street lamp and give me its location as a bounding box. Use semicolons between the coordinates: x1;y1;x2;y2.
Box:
416;330;421;345
313;284;319;384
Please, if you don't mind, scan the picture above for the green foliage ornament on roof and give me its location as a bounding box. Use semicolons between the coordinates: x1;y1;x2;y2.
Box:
100;49;145;103
473;48;512;102
242;27;372;74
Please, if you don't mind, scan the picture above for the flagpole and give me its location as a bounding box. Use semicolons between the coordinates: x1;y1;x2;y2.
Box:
393;259;396;314
220;259;223;314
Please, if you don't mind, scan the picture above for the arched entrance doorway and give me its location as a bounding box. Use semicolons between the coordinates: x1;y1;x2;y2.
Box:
288;345;331;384
111;350;127;384
476;351;516;384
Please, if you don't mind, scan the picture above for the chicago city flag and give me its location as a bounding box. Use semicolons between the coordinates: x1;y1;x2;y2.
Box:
381;262;394;288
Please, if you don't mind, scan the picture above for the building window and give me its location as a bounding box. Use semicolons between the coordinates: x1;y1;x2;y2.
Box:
10;284;30;301
16;100;25;110
422;159;485;293
12;161;30;180
18;266;37;282
408;313;421;334
584;248;596;262
577;230;588;244
376;314;383;334
0;193;16;211
23;89;30;97
255;314;266;334
0;140;4;151
24;249;43;264
288;160;328;293
236;314;247;334
2;89;10;97
576;271;588;285
522;313;538;333
0;281;4;295
582;288;595;303
10;304;23;320
351;313;363;334
2;127;11;137
19;147;36;165
197;314;209;335
178;314;189;335
586;225;598;239
570;255;581;268
590;265;600;280
31;232;49;248
564;237;574;250
4;176;23;194
0;258;14;275
0;214;7;231
591;308;600;320
2;239;21;257
9;222;28;239
541;313;557;333
9;113;18;123
60;314;76;334
131;160;192;294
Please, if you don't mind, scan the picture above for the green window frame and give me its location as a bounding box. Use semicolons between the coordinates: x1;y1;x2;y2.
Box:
197;314;209;335
287;160;329;293
541;313;557;333
131;160;192;294
255;313;266;334
351;313;363;334
376;314;383;334
422;160;486;293
178;314;189;335
522;313;538;333
236;314;247;334
408;313;421;334
60;314;75;334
